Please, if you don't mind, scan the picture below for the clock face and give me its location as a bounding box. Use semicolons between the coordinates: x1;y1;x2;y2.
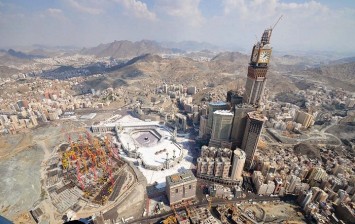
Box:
258;50;271;63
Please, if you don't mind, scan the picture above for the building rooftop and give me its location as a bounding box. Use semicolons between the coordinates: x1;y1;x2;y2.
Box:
234;148;246;159
166;170;196;186
235;103;255;109
209;101;228;106
247;111;267;122
213;110;233;116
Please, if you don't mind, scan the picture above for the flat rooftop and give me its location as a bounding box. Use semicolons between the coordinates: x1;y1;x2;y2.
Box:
235;103;255;109
213;110;233;116
209;101;228;106
166;170;196;187
247;111;267;122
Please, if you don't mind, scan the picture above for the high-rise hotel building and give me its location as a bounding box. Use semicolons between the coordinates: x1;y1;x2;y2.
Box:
243;29;273;106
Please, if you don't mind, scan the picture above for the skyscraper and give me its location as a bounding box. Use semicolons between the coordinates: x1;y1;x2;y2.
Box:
231;148;246;182
209;110;234;148
243;29;273;105
230;104;255;149
241;111;267;170
207;102;229;131
198;115;208;139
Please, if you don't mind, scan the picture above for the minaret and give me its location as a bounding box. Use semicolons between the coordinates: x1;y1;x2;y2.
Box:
243;28;273;106
165;152;169;169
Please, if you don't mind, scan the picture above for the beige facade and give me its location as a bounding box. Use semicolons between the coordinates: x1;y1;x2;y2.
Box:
213;157;231;178
197;147;232;177
230;148;246;181
294;110;314;128
243;70;267;106
166;170;197;205
307;167;328;182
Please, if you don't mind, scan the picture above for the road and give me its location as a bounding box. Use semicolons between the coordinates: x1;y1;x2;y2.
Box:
265;127;342;146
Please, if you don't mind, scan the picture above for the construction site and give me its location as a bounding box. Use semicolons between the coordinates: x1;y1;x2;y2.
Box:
157;201;305;224
215;202;265;224
42;131;132;216
163;205;221;224
158;201;262;224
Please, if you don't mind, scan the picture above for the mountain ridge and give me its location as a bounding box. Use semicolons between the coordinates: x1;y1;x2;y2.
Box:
80;40;180;59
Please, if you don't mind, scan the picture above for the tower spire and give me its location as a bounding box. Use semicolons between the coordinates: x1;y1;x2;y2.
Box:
243;16;282;106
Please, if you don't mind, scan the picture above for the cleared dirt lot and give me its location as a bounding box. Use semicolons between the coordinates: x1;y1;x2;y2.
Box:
258;201;306;223
0;121;83;221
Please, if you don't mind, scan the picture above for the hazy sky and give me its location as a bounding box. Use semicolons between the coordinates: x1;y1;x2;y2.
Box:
1;0;355;53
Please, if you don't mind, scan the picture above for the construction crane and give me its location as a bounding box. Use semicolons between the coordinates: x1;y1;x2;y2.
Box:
81;158;88;174
83;144;91;160
70;141;80;154
67;133;73;145
78;134;84;148
272;15;283;30
67;150;77;160
182;201;191;219
87;151;98;181
85;130;92;144
223;198;240;220
76;160;85;190
170;205;180;221
105;134;117;160
105;159;115;186
91;166;97;181
267;15;283;41
162;215;177;224
62;152;69;170
207;195;213;210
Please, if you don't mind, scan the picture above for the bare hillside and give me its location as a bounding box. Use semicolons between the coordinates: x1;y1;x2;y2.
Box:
80;40;176;59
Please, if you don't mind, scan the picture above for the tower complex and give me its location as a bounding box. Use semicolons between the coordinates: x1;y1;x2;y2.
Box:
243;29;273;106
199;26;276;175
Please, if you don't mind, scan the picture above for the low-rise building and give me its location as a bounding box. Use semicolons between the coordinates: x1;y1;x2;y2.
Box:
166;170;197;205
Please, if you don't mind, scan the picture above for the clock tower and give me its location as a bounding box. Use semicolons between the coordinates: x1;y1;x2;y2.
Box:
243;28;273;106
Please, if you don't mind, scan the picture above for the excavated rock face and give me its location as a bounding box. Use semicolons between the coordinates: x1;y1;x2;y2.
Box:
293;143;321;160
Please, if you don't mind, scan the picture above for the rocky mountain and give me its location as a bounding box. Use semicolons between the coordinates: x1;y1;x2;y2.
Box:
211;51;248;62
0;66;20;78
293;61;355;92
183;50;217;59
329;56;355;65
80;40;178;59
1;49;45;59
0;51;32;66
160;41;222;52
79;51;299;97
321;62;355;85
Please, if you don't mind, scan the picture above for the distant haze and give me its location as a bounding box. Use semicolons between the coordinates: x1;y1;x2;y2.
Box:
0;0;355;53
